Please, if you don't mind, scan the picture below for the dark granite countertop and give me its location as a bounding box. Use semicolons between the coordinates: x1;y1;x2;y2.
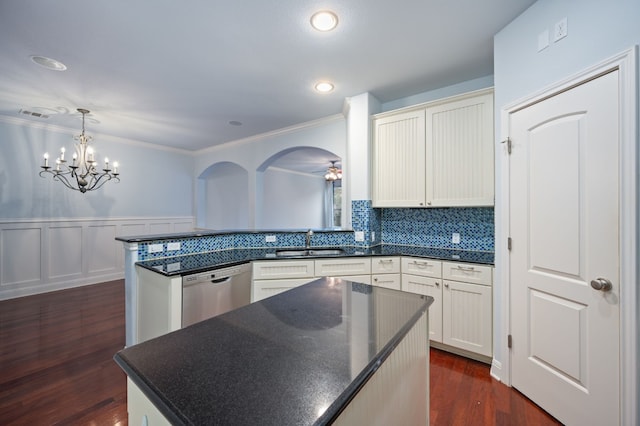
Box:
116;229;352;243
114;278;432;425
137;244;494;277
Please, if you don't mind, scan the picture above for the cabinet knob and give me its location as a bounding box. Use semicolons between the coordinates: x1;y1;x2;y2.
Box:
427;201;432;206
435;282;440;287
444;283;449;288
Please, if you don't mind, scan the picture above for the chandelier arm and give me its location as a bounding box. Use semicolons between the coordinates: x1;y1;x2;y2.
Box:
45;170;82;192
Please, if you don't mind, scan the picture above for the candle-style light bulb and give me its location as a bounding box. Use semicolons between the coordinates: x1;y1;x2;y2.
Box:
113;161;119;174
72;152;77;165
60;147;66;161
55;158;61;171
104;157;109;168
43;152;49;167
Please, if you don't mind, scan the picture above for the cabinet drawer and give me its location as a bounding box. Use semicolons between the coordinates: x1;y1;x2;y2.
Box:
315;258;371;277
401;257;442;278
442;261;492;286
252;260;315;280
372;273;401;290
371;257;400;274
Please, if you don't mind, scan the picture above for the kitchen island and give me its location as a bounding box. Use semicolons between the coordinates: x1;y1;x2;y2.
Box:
114;277;433;425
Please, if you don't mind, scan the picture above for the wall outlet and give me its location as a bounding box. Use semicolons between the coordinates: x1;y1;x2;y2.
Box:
167;242;181;251
265;235;276;243
354;231;365;242
371;231;376;242
452;233;461;244
554;17;568;42
148;243;164;253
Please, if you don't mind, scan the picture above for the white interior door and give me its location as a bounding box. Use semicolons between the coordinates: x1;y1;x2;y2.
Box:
509;70;620;425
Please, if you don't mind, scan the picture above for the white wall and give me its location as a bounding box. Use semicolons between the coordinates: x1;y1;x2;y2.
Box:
194;115;346;229
202;162;249;230
0;118;195;219
493;0;640;386
262;168;325;229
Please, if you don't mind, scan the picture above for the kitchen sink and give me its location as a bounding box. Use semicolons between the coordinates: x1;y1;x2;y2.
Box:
275;249;309;257
308;248;345;256
275;248;345;257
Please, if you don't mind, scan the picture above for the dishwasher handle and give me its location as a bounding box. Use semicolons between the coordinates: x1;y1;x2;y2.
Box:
210;276;231;284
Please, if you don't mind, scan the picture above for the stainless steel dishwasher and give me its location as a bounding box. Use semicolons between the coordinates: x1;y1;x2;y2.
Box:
182;263;252;327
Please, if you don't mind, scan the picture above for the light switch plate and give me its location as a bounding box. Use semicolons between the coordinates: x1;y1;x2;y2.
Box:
148;243;163;253
452;233;461;244
554;17;568;42
167;242;181;251
354;231;365;242
371;231;376;242
265;235;276;243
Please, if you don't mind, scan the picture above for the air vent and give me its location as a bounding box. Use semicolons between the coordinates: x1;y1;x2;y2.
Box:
19;109;50;119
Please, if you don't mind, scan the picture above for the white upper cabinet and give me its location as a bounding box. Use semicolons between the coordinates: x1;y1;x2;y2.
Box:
372;89;494;208
372;109;426;207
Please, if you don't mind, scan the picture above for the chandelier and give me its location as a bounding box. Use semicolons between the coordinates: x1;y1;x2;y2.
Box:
324;161;342;181
40;108;119;193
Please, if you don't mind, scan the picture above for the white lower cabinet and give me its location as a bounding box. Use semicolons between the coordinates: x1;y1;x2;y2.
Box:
314;257;371;277
401;257;493;359
252;278;316;302
251;260;315;302
371;257;401;290
401;273;442;342
251;258;373;302
442;279;492;357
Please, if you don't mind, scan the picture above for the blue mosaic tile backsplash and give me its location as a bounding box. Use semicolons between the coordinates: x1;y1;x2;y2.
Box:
379;207;494;251
136;200;494;260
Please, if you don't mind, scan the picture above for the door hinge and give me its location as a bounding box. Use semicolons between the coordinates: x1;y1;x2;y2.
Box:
501;137;512;154
507;237;512;251
508;334;513;349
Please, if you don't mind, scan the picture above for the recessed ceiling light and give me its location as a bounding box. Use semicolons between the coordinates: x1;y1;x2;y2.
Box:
310;10;338;32
30;55;67;71
314;82;335;93
229;120;242;126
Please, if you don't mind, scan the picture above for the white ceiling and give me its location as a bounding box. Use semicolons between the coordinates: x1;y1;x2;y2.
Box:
0;0;535;153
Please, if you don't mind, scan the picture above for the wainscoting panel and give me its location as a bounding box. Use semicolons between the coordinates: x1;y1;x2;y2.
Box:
49;225;83;280
1;226;42;287
0;217;194;300
87;224;118;275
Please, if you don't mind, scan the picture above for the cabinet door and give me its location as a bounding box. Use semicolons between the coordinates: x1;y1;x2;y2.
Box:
401;273;442;342
252;278;314;302
442;279;492;356
372;273;401;290
315;258;371;277
425;91;494;207
372;109;426;207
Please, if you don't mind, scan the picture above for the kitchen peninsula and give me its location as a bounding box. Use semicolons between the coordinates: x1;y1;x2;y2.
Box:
115;277;433;425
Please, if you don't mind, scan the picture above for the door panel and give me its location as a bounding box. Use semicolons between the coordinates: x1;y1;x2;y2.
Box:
510;70;619;425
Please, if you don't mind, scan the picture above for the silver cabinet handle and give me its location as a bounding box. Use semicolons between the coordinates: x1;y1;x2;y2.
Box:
456;265;475;271
590;277;613;292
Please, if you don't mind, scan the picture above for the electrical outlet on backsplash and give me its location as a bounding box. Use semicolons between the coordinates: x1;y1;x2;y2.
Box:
348;202;494;252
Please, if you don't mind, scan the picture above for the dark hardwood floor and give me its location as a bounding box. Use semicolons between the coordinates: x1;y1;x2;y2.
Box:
0;281;562;425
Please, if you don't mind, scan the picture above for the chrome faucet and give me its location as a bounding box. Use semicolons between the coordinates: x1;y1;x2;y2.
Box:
305;229;314;248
